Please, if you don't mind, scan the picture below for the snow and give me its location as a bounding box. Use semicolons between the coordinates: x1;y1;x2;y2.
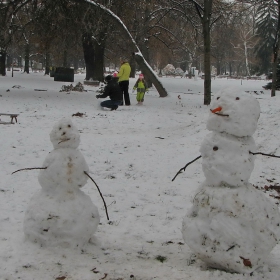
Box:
182;182;280;273
207;88;260;137
24;187;100;248
1;72;280;279
182;88;280;273
50;118;81;149
24;118;100;248
200;132;256;187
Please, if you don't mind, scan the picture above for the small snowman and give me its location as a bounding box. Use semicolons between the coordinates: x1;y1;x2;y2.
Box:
24;118;100;248
182;88;280;273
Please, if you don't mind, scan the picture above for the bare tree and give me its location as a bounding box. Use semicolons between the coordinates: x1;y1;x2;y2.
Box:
77;0;168;97
233;0;280;96
231;25;258;76
154;0;229;104
271;1;280;97
12;2;39;74
0;0;32;75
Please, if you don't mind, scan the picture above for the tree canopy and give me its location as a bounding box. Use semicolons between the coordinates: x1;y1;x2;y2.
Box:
1;0;280;101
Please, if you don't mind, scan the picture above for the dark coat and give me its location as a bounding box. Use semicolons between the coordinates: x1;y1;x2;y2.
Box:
97;79;122;101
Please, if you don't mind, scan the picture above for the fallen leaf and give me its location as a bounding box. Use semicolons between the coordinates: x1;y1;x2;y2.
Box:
240;256;252;268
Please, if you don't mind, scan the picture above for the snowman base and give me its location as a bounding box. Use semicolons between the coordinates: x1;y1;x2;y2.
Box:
182;183;280;273
24;189;100;248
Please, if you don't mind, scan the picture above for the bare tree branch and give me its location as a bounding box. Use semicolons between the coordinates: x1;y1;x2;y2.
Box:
84;171;109;221
12;167;47;174
172;155;202;181
249;151;280;159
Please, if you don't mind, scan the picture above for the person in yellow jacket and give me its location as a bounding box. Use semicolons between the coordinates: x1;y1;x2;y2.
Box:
133;73;148;105
117;59;131;105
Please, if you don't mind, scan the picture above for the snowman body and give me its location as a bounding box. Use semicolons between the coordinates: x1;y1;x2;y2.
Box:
182;89;280;273
38;148;89;193
24;119;100;248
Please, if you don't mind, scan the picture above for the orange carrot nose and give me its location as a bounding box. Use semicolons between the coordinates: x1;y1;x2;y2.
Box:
211;106;222;113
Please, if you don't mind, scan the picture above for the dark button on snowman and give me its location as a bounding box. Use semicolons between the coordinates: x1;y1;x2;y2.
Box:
182;88;280;273
24;118;100;248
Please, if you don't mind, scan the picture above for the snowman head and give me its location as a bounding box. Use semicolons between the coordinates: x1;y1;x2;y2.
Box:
50;118;80;149
207;88;260;137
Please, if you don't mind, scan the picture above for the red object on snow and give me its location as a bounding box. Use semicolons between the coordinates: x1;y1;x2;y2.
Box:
211;106;222;113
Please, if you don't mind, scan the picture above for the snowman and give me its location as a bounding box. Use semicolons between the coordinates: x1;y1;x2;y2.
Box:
182;88;280;273
24;118;100;248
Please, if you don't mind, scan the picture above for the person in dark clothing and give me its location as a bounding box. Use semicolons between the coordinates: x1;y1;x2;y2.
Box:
96;75;123;110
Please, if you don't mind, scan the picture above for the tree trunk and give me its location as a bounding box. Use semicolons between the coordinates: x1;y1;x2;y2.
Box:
271;1;280;97
0;50;6;76
45;51;50;75
202;0;212;105
244;41;250;76
63;50;68;68
82;33;95;81
24;43;30;74
73;58;79;72
142;69;153;88
130;57;136;78
133;53;168;97
82;33;106;82
229;62;232;76
216;60;221;76
271;51;278;97
93;40;105;81
139;43;153;87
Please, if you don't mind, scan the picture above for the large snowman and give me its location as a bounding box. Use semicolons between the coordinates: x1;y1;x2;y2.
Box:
24;118;100;248
182;88;280;273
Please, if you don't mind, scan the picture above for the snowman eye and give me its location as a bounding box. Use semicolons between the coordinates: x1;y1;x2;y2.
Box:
68;125;71;128
217;97;220;100
59;127;62;130
213;146;218;151
236;97;240;100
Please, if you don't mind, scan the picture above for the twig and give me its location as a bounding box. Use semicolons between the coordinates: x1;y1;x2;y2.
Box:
172;155;202;181
12;167;47;174
213;112;229;117
84;171;109;220
210;110;229;117
107;200;116;208
100;273;108;280
249;151;280;159
34;89;47;91
226;245;235;252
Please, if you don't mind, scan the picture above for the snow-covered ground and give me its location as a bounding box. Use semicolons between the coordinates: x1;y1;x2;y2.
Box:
1;71;280;280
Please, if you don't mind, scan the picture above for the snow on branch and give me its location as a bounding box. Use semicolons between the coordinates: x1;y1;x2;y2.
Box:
83;0;139;52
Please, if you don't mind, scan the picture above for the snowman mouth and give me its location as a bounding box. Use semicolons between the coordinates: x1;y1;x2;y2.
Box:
210;107;229;117
212;111;229;117
58;138;70;144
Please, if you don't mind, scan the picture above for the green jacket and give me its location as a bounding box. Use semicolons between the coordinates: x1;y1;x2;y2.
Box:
133;79;148;92
117;62;131;82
